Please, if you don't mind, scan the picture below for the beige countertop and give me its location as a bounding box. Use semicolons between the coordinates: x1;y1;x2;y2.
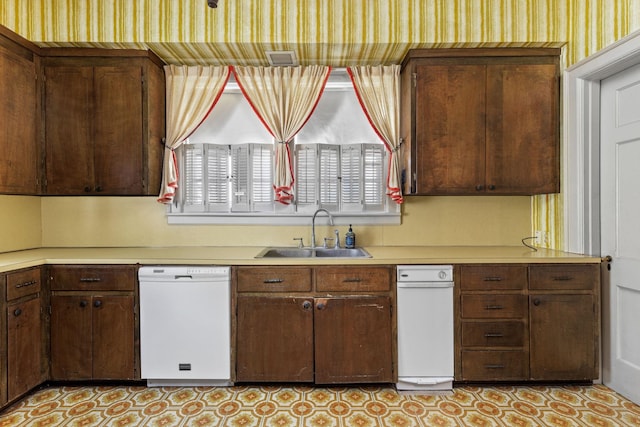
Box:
0;246;601;273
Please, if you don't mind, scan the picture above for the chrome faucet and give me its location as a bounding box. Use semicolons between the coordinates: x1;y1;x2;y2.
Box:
311;208;334;248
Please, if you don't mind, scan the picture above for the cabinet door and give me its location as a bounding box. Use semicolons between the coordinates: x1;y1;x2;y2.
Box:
529;294;596;380
314;296;393;384
7;297;42;400
236;296;314;382
92;295;135;379
0;45;39;194
413;63;486;194
486;63;559;194
94;66;144;194
44;66;94;194
50;295;93;380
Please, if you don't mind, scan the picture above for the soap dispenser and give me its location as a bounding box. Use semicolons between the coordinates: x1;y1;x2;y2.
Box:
345;224;356;249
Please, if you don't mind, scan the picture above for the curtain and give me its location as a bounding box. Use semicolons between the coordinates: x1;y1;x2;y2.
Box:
233;66;331;204
348;65;403;204
158;65;231;204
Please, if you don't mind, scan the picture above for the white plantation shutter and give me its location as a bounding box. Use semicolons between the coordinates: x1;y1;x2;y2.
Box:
363;144;385;211
251;144;274;211
296;145;318;211
340;145;362;211
183;144;205;209
205;145;230;212
318;144;339;211
231;145;250;211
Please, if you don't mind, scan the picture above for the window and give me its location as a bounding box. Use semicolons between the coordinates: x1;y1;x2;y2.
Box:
168;69;400;224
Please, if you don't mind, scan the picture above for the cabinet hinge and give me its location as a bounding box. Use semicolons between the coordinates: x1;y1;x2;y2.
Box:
412;72;417;88
47;306;52;315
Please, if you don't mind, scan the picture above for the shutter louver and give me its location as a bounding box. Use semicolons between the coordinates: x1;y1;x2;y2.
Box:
231;145;250;211
341;145;362;211
363;144;385;211
296;145;318;211
319;144;339;210
251;144;274;211
205;145;230;211
183;144;205;209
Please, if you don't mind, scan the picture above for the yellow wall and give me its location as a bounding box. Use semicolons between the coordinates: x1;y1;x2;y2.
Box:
0;196;41;252
1;1;639;250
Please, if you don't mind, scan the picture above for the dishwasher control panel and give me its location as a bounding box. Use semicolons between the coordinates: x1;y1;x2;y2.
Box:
397;265;453;282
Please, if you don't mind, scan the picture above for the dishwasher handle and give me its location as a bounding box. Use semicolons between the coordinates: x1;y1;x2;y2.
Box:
396;281;454;288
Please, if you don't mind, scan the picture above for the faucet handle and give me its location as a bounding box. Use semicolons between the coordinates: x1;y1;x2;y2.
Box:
334;229;340;249
293;237;304;248
323;237;333;249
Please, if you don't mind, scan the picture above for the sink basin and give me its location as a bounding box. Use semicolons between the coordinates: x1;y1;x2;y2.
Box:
256;247;371;258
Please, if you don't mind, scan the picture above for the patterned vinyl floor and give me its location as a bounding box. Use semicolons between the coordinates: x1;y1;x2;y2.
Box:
0;384;639;427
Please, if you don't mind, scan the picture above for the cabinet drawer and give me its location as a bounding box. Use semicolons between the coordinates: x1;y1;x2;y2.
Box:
315;266;391;292
461;350;527;381
6;268;41;300
461;321;525;347
49;265;136;291
529;264;599;290
237;267;312;292
461;294;526;319
460;265;527;290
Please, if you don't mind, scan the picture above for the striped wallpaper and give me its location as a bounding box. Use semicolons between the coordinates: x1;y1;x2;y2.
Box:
1;0;639;249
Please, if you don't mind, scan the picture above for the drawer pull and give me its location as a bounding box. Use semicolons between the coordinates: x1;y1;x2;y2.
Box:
484;333;504;338
263;278;284;284
552;276;573;281
483;277;503;282
79;277;102;283
485;305;504;310
15;280;37;288
342;278;363;283
485;364;505;369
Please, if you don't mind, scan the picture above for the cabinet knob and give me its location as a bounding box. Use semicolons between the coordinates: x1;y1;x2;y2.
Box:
475;185;483;191
13;308;22;317
533;299;541;306
488;184;496;190
80;300;88;308
84;186;92;192
95;186;103;192
302;300;312;310
316;301;326;311
94;300;102;308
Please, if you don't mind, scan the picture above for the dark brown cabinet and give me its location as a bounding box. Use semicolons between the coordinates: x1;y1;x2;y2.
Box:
234;266;394;384
0;27;40;195
455;263;599;382
400;49;560;195
49;265;137;380
2;267;45;404
42;49;165;195
529;264;599;380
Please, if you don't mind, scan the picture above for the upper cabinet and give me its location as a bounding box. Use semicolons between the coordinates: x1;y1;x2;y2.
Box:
400;49;560;196
42;49;165;195
0;27;41;195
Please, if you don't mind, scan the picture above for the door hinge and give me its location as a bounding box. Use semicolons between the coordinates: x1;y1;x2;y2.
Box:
412;72;417;88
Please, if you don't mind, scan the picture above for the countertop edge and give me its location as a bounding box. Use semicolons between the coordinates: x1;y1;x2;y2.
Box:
0;246;602;273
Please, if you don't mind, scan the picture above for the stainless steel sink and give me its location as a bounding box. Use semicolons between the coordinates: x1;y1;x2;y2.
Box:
256;247;371;258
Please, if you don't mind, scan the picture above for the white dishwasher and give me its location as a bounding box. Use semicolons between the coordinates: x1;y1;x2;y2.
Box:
396;265;454;392
139;265;231;386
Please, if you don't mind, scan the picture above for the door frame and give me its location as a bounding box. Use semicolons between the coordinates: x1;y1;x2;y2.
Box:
565;28;640;255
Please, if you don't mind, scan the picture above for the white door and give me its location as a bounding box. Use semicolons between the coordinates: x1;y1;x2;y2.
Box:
600;63;640;404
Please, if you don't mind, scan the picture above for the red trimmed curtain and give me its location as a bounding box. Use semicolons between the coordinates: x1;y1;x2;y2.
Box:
158;65;231;204
233;66;331;204
348;65;403;204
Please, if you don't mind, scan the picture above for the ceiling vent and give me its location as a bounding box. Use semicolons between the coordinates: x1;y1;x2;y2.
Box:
265;51;298;66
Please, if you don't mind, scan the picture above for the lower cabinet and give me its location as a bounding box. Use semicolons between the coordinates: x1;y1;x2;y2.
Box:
234;266;394;384
456;263;599;382
4;267;45;402
49;265;137;380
